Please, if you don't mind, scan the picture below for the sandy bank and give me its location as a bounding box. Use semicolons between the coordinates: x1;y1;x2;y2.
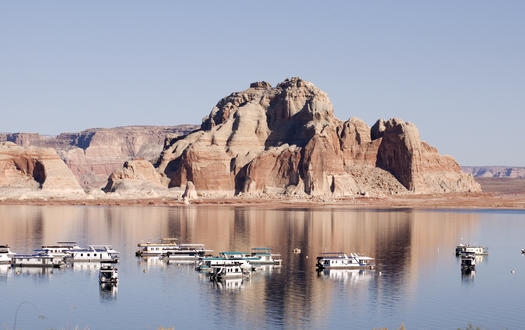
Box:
1;191;524;210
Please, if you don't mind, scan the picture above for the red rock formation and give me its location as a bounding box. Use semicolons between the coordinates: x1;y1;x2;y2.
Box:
151;77;481;196
103;159;166;192
1;125;197;188
0;142;83;191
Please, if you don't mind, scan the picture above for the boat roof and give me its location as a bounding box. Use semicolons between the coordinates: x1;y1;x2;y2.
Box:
317;252;374;259
252;247;272;251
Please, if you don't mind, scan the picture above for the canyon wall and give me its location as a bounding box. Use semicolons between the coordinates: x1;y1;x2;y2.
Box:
1;125;197;188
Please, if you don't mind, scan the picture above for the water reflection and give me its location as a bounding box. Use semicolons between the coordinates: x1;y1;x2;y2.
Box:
99;282;118;300
316;268;373;286
136;256;169;270
211;278;245;291
461;269;476;283
0;204;491;329
11;265;66;279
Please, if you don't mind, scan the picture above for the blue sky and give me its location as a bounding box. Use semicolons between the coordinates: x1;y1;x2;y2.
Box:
1;2;524;166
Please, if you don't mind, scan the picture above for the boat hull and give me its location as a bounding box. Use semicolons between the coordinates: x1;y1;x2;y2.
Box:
11;256;65;268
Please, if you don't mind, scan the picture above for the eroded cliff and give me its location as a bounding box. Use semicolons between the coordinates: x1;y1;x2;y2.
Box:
1;125;197;188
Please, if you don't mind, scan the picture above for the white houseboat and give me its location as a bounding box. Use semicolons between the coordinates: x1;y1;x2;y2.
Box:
160;244;212;262
64;245;120;263
99;263;119;284
0;245;15;264
135;238;178;256
316;252;375;269
249;247;283;266
209;264;250;280
11;251;66;268
455;244;489;256
196;251;258;271
41;242;83;257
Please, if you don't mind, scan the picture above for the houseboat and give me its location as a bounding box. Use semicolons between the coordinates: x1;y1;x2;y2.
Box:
249;247;283;266
11;251;66;268
196;251;259;271
159;244;212;262
99;263;119;284
64;245;120;263
209;264;250;280
316;252;375;269
135;238;178;256
455;244;489;256
0;245;15;264
41;242;82;257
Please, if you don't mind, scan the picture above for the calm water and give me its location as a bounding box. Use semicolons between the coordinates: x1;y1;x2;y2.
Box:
1;205;525;329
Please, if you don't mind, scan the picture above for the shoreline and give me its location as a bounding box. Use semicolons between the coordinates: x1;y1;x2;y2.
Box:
1;191;525;210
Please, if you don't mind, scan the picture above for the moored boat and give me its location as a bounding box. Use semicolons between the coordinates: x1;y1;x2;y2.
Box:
316;252;375;269
196;251;258;271
64;245;120;263
455;244;489;256
135;238;178;256
11;251;65;268
249;247;283;266
41;241;83;258
160;244;212;262
0;245;15;264
99;263;119;284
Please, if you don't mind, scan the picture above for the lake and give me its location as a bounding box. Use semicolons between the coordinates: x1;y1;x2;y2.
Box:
1;205;525;329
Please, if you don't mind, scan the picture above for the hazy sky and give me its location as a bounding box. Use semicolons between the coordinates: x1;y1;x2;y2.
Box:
1;2;524;166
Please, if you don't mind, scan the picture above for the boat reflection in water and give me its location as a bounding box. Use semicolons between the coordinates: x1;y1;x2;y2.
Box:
211;277;246;291
68;261;103;274
0;264;10;281
99;282;118;300
251;264;282;275
461;269;476;283
317;268;373;286
136;255;169;270
12;265;65;279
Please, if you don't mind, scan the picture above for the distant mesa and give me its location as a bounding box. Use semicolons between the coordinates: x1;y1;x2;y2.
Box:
462;166;525;178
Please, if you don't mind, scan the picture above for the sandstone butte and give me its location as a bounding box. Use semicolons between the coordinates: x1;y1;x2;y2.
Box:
0;142;84;199
104;77;480;198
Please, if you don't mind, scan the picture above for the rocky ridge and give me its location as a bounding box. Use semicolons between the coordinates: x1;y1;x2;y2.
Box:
1;125;197;188
462;166;525;178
